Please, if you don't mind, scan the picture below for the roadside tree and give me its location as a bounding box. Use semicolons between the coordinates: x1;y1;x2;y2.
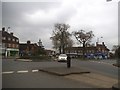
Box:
73;30;94;59
50;23;73;54
112;45;120;58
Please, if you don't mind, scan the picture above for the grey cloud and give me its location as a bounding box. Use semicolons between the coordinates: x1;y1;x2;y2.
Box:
2;1;118;50
0;1;2;29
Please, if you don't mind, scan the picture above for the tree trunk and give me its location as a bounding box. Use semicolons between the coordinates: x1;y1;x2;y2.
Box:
62;44;65;54
59;46;61;54
61;31;64;54
83;41;86;59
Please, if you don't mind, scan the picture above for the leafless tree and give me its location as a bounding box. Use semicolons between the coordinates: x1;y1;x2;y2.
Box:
50;23;73;54
73;30;94;58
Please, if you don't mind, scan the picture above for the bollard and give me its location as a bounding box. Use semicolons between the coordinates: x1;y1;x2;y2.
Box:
67;55;71;68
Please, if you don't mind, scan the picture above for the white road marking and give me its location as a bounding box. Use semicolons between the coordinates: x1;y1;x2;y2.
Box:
17;70;29;73
90;61;114;66
2;69;39;74
32;69;39;72
2;71;14;74
16;59;32;62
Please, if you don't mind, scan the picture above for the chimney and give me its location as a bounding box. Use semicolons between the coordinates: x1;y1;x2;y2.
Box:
102;42;105;45
96;42;98;46
10;32;13;36
27;40;31;44
2;27;5;31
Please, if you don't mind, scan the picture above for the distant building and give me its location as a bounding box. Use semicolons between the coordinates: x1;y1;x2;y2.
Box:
0;27;19;57
45;49;56;56
19;40;45;56
19;41;39;56
65;42;109;59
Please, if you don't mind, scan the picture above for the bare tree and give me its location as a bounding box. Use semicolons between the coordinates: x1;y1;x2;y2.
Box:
112;45;120;58
50;23;73;54
73;30;94;59
112;45;120;52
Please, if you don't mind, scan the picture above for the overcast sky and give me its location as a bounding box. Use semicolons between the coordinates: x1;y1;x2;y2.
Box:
2;0;118;50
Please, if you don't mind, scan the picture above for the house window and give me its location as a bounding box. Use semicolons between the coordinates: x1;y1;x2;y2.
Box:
8;44;11;47
16;39;19;42
89;50;91;53
102;49;105;53
74;50;76;53
12;44;16;48
8;37;11;41
13;38;15;41
2;37;6;40
16;44;19;48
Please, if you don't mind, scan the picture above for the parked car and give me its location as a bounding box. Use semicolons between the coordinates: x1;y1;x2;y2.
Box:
58;54;67;62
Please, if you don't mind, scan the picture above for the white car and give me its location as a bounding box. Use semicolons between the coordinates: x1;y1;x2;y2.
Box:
58;54;67;62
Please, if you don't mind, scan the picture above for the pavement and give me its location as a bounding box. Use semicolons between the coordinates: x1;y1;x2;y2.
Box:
65;73;118;88
3;59;118;88
38;65;117;88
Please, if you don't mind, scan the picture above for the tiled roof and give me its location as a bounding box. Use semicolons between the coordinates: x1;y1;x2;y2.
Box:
19;43;38;50
1;30;18;39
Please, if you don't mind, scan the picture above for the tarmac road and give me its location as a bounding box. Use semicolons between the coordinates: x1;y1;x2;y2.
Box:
72;59;118;79
2;58;118;88
2;59;94;88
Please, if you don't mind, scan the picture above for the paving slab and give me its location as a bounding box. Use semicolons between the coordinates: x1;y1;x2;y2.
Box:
39;66;90;76
65;73;118;88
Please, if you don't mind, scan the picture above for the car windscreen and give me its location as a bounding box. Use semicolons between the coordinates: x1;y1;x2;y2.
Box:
59;54;67;57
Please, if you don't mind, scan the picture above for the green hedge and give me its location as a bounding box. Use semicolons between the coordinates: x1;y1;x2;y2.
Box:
19;55;52;61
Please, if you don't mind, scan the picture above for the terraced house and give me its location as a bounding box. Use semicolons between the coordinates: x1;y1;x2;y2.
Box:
0;27;19;57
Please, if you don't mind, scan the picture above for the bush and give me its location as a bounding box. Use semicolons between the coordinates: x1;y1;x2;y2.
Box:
19;55;52;61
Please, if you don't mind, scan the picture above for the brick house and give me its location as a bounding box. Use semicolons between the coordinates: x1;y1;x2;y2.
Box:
45;49;56;56
0;27;19;57
65;42;109;59
19;41;39;56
